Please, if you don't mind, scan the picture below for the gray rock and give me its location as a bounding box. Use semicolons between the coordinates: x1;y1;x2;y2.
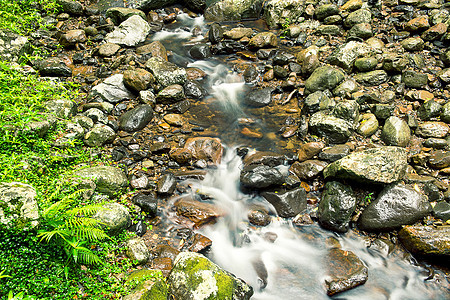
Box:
0;30;29;63
156;84;185;104
354;70;388;86
189;44;212;59
290;160;328;180
356;113;379;137
84;124;116;147
54;121;84;147
318;181;356;233
89;74;135;104
263;0;306;28
34;57;72;77
354;57;377;72
119;104;154;132
72;166;128;197
223;27;253;40
440;102;450;123
145;56;187;88
105;7;146;25
184;80;205;99
84;108;107;124
305;66;345;93
57;0;83;15
344;8;371;27
433;201;450;221
315;25;343;36
244;87;272;107
261;187;307;218
44;99;77;119
208;23;224;44
248;32;278;48
327;41;373;72
402;70;428;88
381;116;411;147
168;252;253;300
98;42;121;57
399;225;450;258
59;30;86;48
94;202;131;235
0;182;39;229
204;0;263;22
333;79;359;96
304;91;334;113
185;0;206;12
358;184;431;231
423;138;448;149
133;193;157;216
401;37;425;51
315;4;339;20
127;0;177;10
105;15;150;47
126;237;150;264
240;165;284;189
417;100;442;120
323;146;407;184
383;54;409;73
140;90;156;106
73;115;94;130
332;100;359;124
415;122;449;138
437;68;450;83
309;111;353;143
319;144;351;162
348;23;373;39
371;104;394;120
157;173;176;195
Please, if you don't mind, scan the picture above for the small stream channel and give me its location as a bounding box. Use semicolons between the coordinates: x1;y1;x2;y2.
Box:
153;12;447;299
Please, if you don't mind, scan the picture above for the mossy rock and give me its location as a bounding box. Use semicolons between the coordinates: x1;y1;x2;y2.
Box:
124;269;167;300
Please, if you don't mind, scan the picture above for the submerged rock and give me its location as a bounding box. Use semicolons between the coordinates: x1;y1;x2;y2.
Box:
398;225;450;259
167;252;253;300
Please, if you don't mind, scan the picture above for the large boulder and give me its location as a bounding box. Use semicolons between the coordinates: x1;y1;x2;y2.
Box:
240;165;284;189
323;146;407;184
0;182;39;229
94;202;131;235
261;187;307;218
167;252;253;300
89;74;135;104
145;57;187;88
398;225;450;258
72;165;128;197
358;184;431;231
105;7;146;25
305;66;345;94
204;0;264;22
318;181;357;233
105;15;151;47
119;104;154;132
263;0;306;29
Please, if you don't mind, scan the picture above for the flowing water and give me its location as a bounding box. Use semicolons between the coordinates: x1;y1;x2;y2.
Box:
156;13;449;299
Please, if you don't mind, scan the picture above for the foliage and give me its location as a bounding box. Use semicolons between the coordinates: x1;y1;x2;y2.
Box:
280;18;292;39
364;192;374;205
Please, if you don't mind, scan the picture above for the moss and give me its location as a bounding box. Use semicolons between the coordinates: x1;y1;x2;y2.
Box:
214;271;234;299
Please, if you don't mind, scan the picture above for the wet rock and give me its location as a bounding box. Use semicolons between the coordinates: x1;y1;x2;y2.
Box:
105;7;146;25
344;8;371;28
354;57;377;72
156;84;185;104
417;100;442;120
130;176;149;189
399;225;450;258
184;137;223;165
182;80;204;99
57;0;83;15
325;248;368;296
167;252;253;300
170;148;193;165
354;70;388;86
123;269;167;300
187;233;212;252
381;116;411;147
189;44;211;59
105;15;150;46
296;45;319;75
422;23;447;41
438;68;450;84
415;122;449;138
297;142;325;162
401;37;424;51
185;0;206;13
133;193;158;216
59;29;86;48
305;66;345;93
0;182;39;229
145;56;187;88
348;23;373;39
244;87;272;107
332;100;359;124
290;160;328;180
263;0;306;29
157;173;176;195
136;41;168;61
405;15;429;32
243;151;285;167
44;99;77;119
383;54;408;73
261;187;307;218
248;32;277;49
123;68;154;92
98;42;121;57
247;209;271;226
126;237;150;264
208;23;224;44
433;201;450;221
309;111;353;144
324;146;407;184
174;197;222;227
89;74;135;103
240;165;284;189
163;114;184;126
358;184;431;231
356;113;379;137
84;124;115;147
333;79;358;96
402;70;428;88
316;25;343;36
318;181;356;233
423;138;448;149
224;27;253;40
440;102;450;123
304;91;333;114
94;203;131;235
405;90;434;102
429;150;450;169
72;166;128;197
119;105;154;132
327;41;373;72
319;144;351;162
315;4;339;20
34;57;72;77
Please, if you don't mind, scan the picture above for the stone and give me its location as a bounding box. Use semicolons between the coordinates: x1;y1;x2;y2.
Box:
174;197;222;228
333;79;358;96
84;124;115;147
145;57;187;88
223;27;253;40
184;137;223;165
0;182;39;229
381;116;411;147
383;54;408;73
167;252;253;300
132;193;158;216
309;111;353;144
261;187;307;218
94;203;131;235
0;30;29;63
318;181;357;233
315;4;339;20
415;122;449;138
297;142;325;162
208;23;224;44
440;102;450;123
297;46;319;75
189;44;212;60
243;87;272;107
119;105;154;132
348;23;372;39
156;84;185;104
123;270;167;300
57;0;83;15
98;42;121;57
54;121;84;147
354;57;377;72
399;225;450;258
247;209;271;226
405;90;434;102
401;37;424;51
248;32;278;48
136;41;168;61
438;68;450;83
289;160;328;180
44;99;77;119
315;25;343;36
240;165;284;189
340;0;362;11
356;113;379;137
323;146;407;184
89;74;135;104
332;100;359;124
140;90;156;106
417;100;442;120
319;144;351;162
422;23;448;41
123;68;154;92
304;91;334;114
344;8;371;28
358;184;431;231
126;237;150;264
59;30;86;47
105;15;151;47
402;70;428;88
204;0;263;22
405;16;429;32
105;7;146;25
327;41;373;72
354;70;388;86
185;0;206;13
433;201;450;221
157;173;176;195
72;166;128;197
305;66;345;93
263;0;306;29
429;150;450;169
243;151;285;167
34;57;72;77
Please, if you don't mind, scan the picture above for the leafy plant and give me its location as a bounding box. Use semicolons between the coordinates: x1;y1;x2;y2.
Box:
280;18;292;38
364;192;374;205
7;291;37;300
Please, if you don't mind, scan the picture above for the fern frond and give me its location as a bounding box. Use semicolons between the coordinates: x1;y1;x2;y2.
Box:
77;249;103;266
74;227;109;242
65;204;103;217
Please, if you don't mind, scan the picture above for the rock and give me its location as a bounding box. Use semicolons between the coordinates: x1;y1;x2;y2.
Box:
59;29;86;47
136;41;168;61
405;90;434;102
417;100;442;120
327;41;373;71
356;113;379;137
105;7;146;25
0;182;39;229
261;187;307;218
140;90;156;106
124;270;167;300
157;173;176;195
402;70;428;88
344;8;371;28
208;23;224;44
297;142;325;162
119;105;154;132
132;193;158;216
57;0;83;15
315;4;339;20
240;165;284;189
184;80;205;99
309;111;353;144
297;45;319;75
72;166;128;197
123;68;154;92
438;68;450;83
184;137;223;165
290;160;328;180
332;100;359;124
127;0;177;10
399;225;450;258
44;99;77;119
156;84;185;104
94;203;131;235
354;70;388;86
415;122;449;138
429;150;450;169
318;181;356;233
244;87;272;107
105;15;150;47
348;23;372;39
358;184;431;231
354;57;377;72
263;0;306;28
89;74;135;104
54;121;84;147
0;30;29;63
204;0;263;22
304;91;333;113
323;146;407;184
401;37;424;51
84;124;116;147
167;252;253;300
334;79;358;96
440;102;450;123
315;25;343;36
325;248;368;296
383;54;408;73
405;15;429;32
421;23;448;41
433;201;450;221
174;197;222;227
98;42;121;57
247;209;271;226
34;57;72;77
243;151;285;167
248;32;278;48
305;66;345;93
223;27;253;40
145;57;187;88
319;144;351;162
189;44;211;60
381;116;411;147
126;237;150;264
185;0;206;13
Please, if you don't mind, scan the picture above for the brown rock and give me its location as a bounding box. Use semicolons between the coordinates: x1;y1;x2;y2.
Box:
248;32;278;49
187;233;213;252
422;23;448;41
163;114;184;126
290;160;328;180
98;42;121;57
429;150;450;169
399;225;450;258
297;142;325;162
174;197;222;228
247;209;271;226
184;137;223;165
123;68;154;92
136;41;168;60
59;29;86;47
404;16;429;32
405;90;434;102
169;148;193;164
241;127;263;138
152;257;173;277
243;151;285;167
416;122;449;138
223;27;253;40
186;67;207;80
